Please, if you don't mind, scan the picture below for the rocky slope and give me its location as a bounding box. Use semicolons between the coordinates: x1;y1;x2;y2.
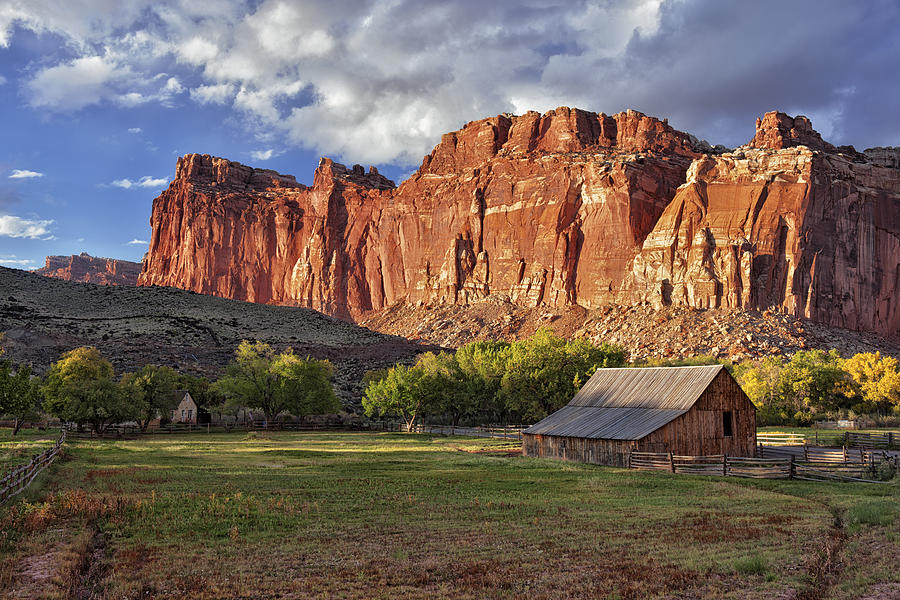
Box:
0;266;433;406
36;253;141;286
139;109;900;338
360;300;899;362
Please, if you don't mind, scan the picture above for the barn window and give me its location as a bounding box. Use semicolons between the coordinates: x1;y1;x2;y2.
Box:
723;411;733;437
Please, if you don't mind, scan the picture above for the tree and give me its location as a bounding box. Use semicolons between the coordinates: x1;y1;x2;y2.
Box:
0;361;44;435
43;347;135;433
272;351;340;417
214;341;282;420
500;329;627;422
362;364;429;429
120;365;180;431
735;356;789;425
779;349;849;417
455;341;510;424
214;341;340;421
842;352;900;415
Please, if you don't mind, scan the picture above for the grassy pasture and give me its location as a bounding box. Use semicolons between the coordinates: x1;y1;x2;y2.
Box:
0;430;897;599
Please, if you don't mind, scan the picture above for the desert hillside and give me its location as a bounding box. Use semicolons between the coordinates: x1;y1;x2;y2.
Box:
0;266;433;406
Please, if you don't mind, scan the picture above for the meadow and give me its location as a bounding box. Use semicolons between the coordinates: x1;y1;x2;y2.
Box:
0;429;897;599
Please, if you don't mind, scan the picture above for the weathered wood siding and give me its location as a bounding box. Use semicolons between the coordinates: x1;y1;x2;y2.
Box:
522;434;633;467
523;370;756;467
636;370;756;456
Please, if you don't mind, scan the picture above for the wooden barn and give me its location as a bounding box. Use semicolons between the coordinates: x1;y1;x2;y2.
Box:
522;365;756;467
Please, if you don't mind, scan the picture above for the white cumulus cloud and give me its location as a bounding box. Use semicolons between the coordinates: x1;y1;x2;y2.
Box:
128;127;142;133
126;238;148;245
4;0;900;161
250;149;283;161
111;175;169;189
9;169;43;179
0;214;53;238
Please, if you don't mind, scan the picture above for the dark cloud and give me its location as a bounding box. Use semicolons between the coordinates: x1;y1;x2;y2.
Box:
571;0;900;147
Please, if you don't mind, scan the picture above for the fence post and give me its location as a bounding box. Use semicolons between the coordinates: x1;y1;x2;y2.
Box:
804;444;809;461
723;454;728;476
669;452;675;473
843;445;848;463
789;455;795;480
627;449;632;469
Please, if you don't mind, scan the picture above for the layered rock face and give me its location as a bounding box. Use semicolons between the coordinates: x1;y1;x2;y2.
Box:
37;253;141;286
139;109;900;337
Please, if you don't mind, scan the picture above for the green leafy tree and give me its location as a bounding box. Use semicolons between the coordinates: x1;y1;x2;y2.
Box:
42;347;135;433
455;340;511;423
0;361;44;435
779;349;849;417
214;341;340;421
272;351;340;417
362;364;429;429
120;365;180;431
501;329;627;422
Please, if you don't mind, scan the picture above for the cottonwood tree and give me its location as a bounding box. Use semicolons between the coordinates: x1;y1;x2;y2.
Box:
214;341;339;422
362;364;429;429
500;329;627;422
0;361;43;435
272;350;340;418
843;352;900;416
43;347;135;433
120;364;180;431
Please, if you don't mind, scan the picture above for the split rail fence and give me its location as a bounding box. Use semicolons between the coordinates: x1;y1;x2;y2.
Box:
629;448;896;483
0;428;66;505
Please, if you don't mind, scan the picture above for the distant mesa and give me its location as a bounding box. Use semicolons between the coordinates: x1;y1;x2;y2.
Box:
36;252;141;286
134;107;899;338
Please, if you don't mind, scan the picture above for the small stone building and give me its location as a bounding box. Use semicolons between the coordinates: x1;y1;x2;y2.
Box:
523;365;756;467
171;391;198;424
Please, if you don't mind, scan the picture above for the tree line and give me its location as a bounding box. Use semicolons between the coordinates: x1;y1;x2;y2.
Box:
734;349;900;425
0;341;339;434
363;329;628;427
2;333;898;433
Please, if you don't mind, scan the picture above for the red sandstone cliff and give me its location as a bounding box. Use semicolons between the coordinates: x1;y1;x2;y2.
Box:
37;253;141;286
138;109;900;337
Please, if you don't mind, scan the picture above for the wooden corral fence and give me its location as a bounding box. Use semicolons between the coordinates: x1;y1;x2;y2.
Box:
401;424;525;440
757;430;898;448
0;428;67;505
847;431;897;448
629;449;896;483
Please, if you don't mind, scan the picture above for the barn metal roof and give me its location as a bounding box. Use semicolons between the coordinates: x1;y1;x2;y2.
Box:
523;365;724;441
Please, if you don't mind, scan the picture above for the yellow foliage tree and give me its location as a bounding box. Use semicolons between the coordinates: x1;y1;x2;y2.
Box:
842;352;900;415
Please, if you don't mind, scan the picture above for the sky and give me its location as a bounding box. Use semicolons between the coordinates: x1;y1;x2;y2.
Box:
0;0;898;270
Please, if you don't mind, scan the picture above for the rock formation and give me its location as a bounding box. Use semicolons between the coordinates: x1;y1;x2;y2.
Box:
139;109;900;337
36;253;141;286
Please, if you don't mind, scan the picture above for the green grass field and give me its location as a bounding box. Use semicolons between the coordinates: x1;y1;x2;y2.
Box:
1;429;897;599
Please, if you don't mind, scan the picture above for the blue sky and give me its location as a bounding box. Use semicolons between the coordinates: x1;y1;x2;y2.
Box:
0;0;898;270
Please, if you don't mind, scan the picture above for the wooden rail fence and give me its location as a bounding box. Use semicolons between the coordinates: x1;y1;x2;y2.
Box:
0;428;66;505
401;424;525;440
629;449;895;483
757;430;898;447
